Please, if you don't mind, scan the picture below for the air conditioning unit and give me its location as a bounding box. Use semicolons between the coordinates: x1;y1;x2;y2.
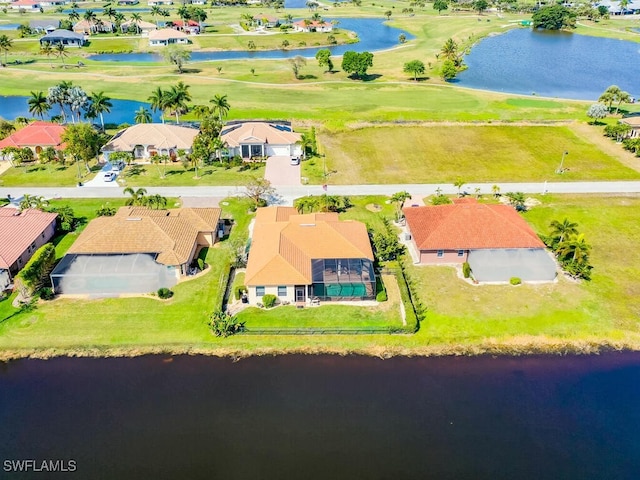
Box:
404;233;412;241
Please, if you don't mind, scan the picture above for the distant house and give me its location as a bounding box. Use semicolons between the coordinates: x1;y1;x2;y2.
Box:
244;207;376;305
10;0;41;10
171;19;200;34
0;121;67;158
101;124;199;161
148;28;189;46
620;116;640;138
73;19;114;34
39;29;86;47
39;0;66;6
598;0;639;14
121;19;157;34
0;207;58;291
50;206;223;295
117;0;139;4
253;14;279;28
221;121;302;159
403;198;557;282
292;20;333;33
147;0;172;5
29;19;59;33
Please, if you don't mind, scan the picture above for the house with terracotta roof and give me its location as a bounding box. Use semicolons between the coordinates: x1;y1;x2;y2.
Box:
120;19;157;35
101;124;199;161
0;207;58;291
73;19;114;35
292;20;333;33
403;198;556;282
9;0;41;11
221;121;302;159
50;206;223;295
0;121;66;159
620;116;640;138
171;19;200;34
245;206;376;305
148;28;189;46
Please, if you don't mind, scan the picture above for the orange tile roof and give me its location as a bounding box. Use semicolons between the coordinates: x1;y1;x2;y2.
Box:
245;206;373;286
0;208;58;269
403;199;545;251
621;117;640;127
0;121;66;151
103;123;199;152
69;206;221;266
221;122;301;147
148;28;188;40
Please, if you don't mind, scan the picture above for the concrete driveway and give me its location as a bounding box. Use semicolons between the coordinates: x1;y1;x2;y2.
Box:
82;162;121;188
264;156;301;186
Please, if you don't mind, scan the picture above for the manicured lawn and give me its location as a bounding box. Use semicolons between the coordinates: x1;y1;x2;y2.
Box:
0;161;101;187
317;125;640;184
121;162;265;187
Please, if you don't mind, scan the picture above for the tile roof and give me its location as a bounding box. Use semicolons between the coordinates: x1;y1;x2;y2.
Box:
102;123;199;153
621;116;640;127
149;28;188;40
121;19;157;30
0;121;66;150
0;208;58;269
403;199;545;251
245;207;373;286
68;206;221;266
221;122;301;147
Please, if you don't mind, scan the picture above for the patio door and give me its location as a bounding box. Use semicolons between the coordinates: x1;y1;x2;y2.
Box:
295;286;306;302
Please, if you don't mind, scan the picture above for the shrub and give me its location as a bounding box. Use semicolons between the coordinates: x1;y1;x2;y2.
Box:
235;285;247;300
15;243;56;298
462;262;471;279
262;294;277;308
197;258;205;271
39;287;54;300
157;287;174;299
376;290;387;302
510;277;521;285
209;310;245;337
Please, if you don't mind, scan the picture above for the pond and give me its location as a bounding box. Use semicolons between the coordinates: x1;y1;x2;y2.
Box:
88;18;412;62
457;28;640;100
0;24;20;31
61;7;151;13
0;95;161;124
1;353;639;479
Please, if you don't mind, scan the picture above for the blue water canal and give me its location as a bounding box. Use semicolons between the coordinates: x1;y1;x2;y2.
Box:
1;353;639;479
457;28;640;100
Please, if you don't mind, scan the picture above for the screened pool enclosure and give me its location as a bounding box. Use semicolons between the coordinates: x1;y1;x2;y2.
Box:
51;253;178;295
309;258;376;300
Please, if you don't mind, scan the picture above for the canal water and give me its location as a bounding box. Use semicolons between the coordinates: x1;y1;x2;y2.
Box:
1;353;639;479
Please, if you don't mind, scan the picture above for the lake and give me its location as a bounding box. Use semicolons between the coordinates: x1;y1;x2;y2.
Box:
457;28;640;100
88;18;413;62
0;24;20;31
0;95;161;124
1;353;639;479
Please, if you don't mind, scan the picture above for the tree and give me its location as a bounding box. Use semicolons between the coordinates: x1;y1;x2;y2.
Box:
28;91;51;119
47;205;78;232
403;60;425;81
441;59;458;80
473;0;488;14
557;233;590;264
586;103;608;124
440;38;458;61
123;187;148;206
150;5;162;25
82;9;97;33
599;85;621;111
148;87;169;124
39;41;54;68
532;5;577;30
209;310;245;337
162;44;191;73
315;48;333;72
88;91;112;131
55;43;68;68
19;194;48;210
0;120;16;140
210;93;230;122
165;81;191;123
244;177;275;208
0;34;13;65
505;191;526;211
433;0;448;14
66;86;88;123
341;51;374;79
134;106;152;124
68;10;80;23
384;10;392;19
289;55;307;79
61;123;102;178
549;218;578;245
615;90;630;115
390;191;411;220
371;229;405;261
453;178;465;196
247;40;256;50
398;33;407;44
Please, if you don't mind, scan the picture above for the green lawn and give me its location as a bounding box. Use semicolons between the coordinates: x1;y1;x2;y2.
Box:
121;162;265;187
0;161;101;187
316;125;640;184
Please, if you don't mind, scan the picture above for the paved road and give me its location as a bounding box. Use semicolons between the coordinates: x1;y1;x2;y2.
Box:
2;181;640;205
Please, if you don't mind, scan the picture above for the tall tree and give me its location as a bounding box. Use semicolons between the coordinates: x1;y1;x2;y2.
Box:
130;12;142;33
148;87;168;124
532;5;577;30
67;86;88;123
289;55;307;79
315;48;333;72
123;187;148;206
89;91;112;130
433;0;448;14
150;5;162;25
440;38;458;61
599;85;621;111
209;94;230;122
47;81;73;123
82;9;97;33
134;106;152;124
161;44;191;73
27;91;51;119
55;43;68;68
61;123;102;178
341;51;374;79
403;60;425;81
549;218;578;244
165;81;191;123
615;90;630;115
39;41;54;68
0;34;12;65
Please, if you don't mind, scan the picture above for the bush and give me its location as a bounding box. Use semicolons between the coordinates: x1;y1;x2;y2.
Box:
262;293;277;308
376;290;387;302
209;310;245;337
462;262;471;279
235;285;247;300
157;287;174;299
197;258;205;271
510;277;521;285
38;287;54;300
15;243;56;298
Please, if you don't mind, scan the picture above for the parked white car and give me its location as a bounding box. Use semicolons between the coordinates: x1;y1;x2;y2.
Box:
103;171;117;182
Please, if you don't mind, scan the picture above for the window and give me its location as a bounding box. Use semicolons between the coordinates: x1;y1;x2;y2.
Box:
256;286;265;297
437;250;444;258
277;286;287;297
457;250;464;257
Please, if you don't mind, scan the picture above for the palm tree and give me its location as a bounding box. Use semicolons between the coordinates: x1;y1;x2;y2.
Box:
55;43;68;68
130;12;142;33
557;233;590;263
283;13;293;24
192;104;213;119
114;12;125;31
177;5;190;25
68;10;80;23
47;81;72;123
549;218;578;244
67;86;88;123
83;9;97;33
390;191;411;220
0;34;13;65
615;91;631;115
166;82;191;124
28;91;51;119
441;37;458;62
134;106;152;124
150;5;162;25
148;87;168;124
39;41;54;68
123;187;148;206
210;94;230;122
89;91;112;130
103;6;116;22
453;178;465;196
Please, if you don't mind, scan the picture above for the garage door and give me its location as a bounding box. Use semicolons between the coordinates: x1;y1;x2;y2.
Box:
268;145;290;156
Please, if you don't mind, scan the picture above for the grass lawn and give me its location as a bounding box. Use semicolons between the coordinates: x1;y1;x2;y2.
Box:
316;124;640;184
121;162;265;187
0;161;102;187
